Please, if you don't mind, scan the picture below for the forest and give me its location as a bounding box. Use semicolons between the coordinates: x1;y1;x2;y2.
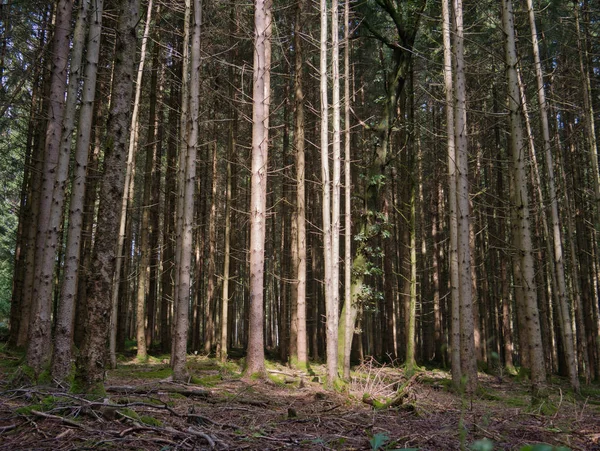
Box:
0;0;599;449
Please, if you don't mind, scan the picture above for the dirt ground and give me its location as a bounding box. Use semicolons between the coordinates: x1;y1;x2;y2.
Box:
0;351;598;450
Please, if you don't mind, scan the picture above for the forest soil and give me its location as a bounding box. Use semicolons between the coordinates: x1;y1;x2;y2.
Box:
0;350;598;450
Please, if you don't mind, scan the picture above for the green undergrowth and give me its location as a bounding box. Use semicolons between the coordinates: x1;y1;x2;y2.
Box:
118;407;163;427
115;366;172;380
469;439;571;451
191;373;222;387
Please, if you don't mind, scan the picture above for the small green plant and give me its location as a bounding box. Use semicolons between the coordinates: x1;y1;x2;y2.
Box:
466;440;570;451
469;439;494;451
370;433;389;450
368;432;418;451
519;445;570;451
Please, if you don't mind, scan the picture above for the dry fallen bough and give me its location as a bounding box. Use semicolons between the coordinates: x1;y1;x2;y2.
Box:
0;355;598;450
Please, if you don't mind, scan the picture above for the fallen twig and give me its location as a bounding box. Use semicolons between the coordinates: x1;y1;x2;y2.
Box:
106;385;210;398
0;423;17;433
187;426;216;448
30;409;88;430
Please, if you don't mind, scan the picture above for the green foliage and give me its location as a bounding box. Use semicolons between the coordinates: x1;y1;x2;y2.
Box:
368;431;419;451
466;440;570;451
469;439;494;451
192;373;223;387
139;415;163;427
519;445;570;451
370;433;389;450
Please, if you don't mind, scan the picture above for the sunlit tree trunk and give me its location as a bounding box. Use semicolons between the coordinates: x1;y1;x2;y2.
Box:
218;145;232;362
329;0;341;384
341;0;352;379
172;0;201;381
75;0;140;392
244;0;272;377
293;0;308;371
502;0;546;402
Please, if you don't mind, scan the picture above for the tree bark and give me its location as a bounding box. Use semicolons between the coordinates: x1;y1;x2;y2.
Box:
502;0;546;402
292;0;308;371
453;0;478;394
26;0;73;375
244;0;272;378
172;0;201;382
75;0;140;393
442;0;461;389
52;0;104;382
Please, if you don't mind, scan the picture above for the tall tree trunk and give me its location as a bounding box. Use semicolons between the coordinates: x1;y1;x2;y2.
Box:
172;0;201;381
107;0;153;366
574;0;600;381
172;0;191;361
292;0;308;371
502;0;546;402
319;0;336;384
52;0;104;382
218;143;232;362
75;0;140;393
453;0;477;394
147;29;164;349
160;51;180;354
526;0;579;392
204;141;218;354
26;0;73;375
244;0;272;378
442;0;461;389
341;0;352;379
132;0;154;362
329;0;342;384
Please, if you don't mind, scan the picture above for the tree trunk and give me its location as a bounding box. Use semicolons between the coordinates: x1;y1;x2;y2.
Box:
244;0;272;378
453;0;478;394
52;0;104;382
75;0;140;393
442;0;461;389
525;0;579;392
204;141;218;354
292;0;308;371
329;0;342;384
341;0;353;379
26;0;73;375
132;0;154;362
502;0;546;402
172;0;201;382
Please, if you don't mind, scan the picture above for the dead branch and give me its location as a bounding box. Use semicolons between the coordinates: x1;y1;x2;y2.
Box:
106;385;210;398
187;426;216;448
30;409;89;430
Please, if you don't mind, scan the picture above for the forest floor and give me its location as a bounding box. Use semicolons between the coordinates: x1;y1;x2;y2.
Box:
0;347;599;451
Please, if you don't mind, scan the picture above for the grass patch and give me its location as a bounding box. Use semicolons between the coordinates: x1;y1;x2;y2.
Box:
191;374;222;387
112;365;172;380
503;395;529;408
